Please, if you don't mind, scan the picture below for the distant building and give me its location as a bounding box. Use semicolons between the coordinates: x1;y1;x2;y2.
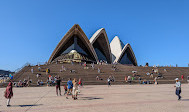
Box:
48;24;137;66
0;70;13;77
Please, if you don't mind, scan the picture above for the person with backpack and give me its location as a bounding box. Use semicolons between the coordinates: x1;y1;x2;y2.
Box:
66;78;73;99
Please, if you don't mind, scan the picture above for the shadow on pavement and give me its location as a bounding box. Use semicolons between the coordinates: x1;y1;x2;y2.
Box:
181;99;189;101
80;97;103;100
83;87;93;89
11;104;43;107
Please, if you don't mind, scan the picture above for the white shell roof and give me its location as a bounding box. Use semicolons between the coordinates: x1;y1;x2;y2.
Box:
110;36;124;62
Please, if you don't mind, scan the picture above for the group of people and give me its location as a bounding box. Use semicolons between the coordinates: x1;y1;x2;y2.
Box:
65;78;79;100
4;63;185;107
4;76;183;107
97;60;108;65
58;78;82;100
46;75;59;86
15;78;32;87
37;79;44;86
125;75;141;84
53;76;82;100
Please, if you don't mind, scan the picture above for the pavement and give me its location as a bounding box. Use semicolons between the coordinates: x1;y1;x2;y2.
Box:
1;84;189;112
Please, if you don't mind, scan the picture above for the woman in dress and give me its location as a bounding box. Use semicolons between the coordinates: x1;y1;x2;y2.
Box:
4;81;13;107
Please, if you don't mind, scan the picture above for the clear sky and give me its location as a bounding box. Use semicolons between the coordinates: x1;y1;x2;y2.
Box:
0;0;189;71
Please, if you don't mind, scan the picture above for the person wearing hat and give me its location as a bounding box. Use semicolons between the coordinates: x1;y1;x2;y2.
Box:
174;78;181;100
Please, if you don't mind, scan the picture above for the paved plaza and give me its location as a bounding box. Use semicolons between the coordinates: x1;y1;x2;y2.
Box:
1;84;189;112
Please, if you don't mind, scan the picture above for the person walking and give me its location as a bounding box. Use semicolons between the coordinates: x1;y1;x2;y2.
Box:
4;81;13;107
55;77;61;96
72;79;79;100
174;78;182;100
66;78;73;99
107;77;111;87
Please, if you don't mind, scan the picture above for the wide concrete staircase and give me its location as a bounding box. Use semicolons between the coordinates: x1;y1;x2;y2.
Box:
1;63;189;87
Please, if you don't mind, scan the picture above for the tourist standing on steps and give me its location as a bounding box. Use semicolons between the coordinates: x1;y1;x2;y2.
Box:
128;76;131;84
31;67;34;74
125;76;127;83
181;75;184;80
174;78;182;100
98;68;101;73
78;78;82;87
46;68;50;75
4;81;13;107
38;66;41;71
55;76;61;96
66;78;73;99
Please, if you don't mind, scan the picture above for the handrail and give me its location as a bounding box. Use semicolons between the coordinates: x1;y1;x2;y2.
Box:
14;62;47;75
1;62;46;84
14;63;30;74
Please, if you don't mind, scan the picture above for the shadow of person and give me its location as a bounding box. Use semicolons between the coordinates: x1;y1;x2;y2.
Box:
10;104;43;107
79;97;103;100
181;99;189;101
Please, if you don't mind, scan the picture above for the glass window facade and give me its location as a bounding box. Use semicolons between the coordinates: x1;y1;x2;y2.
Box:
119;48;134;65
94;48;107;61
53;35;95;61
92;33;111;63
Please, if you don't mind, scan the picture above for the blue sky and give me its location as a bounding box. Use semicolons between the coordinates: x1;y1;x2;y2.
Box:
0;0;189;71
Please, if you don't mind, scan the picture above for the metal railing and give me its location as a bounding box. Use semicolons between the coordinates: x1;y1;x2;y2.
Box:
14;62;31;74
0;62;47;84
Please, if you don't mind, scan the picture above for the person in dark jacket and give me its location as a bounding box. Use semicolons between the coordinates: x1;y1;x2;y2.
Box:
55;77;61;96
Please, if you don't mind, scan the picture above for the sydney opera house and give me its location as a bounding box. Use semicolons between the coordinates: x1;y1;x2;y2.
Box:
48;24;137;66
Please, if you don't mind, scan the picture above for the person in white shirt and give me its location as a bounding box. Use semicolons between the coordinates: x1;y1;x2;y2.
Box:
31;68;34;74
174;78;181;100
107;77;111;87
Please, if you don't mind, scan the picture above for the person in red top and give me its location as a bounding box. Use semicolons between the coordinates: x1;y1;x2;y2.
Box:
64;85;67;95
181;75;184;80
78;78;82;87
4;81;13;107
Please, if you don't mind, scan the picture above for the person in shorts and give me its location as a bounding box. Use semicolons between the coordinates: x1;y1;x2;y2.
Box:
66;78;73;99
72;79;79;100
